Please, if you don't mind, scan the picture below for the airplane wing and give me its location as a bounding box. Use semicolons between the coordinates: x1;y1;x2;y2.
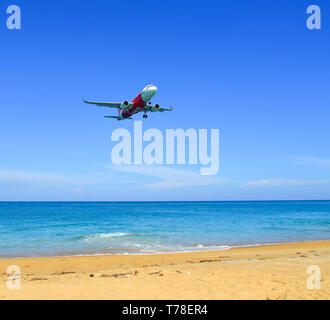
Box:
83;99;121;109
144;104;173;113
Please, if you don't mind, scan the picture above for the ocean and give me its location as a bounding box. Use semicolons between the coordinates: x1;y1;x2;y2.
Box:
0;201;329;258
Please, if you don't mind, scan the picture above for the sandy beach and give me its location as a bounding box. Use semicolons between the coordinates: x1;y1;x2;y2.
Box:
0;240;329;300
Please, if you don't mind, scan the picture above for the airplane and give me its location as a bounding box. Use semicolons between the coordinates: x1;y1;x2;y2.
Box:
83;85;173;120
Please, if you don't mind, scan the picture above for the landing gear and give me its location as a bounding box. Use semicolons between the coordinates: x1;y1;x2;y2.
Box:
143;110;148;119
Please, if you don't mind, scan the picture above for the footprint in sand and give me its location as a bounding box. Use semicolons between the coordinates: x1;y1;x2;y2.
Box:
30;278;48;281
51;271;76;275
100;273;131;278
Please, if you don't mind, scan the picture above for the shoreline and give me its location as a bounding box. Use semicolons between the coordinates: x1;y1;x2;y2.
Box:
1;239;329;260
0;239;329;300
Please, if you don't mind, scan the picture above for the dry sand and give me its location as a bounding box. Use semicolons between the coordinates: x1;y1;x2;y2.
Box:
0;240;329;300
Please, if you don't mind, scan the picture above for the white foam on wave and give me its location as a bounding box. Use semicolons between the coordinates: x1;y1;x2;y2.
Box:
194;244;231;250
76;232;131;242
92;232;130;239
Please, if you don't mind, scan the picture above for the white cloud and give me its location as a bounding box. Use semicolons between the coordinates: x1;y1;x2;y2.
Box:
109;165;228;189
0;166;228;191
0;169;102;186
241;178;330;189
288;155;330;169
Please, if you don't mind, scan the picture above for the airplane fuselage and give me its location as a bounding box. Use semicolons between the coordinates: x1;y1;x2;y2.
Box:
119;85;157;120
83;84;172;120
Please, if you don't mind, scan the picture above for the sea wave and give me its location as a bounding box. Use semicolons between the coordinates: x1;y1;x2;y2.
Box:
194;244;231;250
72;232;133;242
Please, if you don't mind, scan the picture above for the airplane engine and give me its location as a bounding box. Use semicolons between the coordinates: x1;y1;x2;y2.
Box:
155;104;160;109
122;101;129;107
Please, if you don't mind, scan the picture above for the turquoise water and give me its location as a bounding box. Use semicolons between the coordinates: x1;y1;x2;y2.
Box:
0;201;329;258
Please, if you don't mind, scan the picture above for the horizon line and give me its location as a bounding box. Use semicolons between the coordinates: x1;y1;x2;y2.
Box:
0;199;329;203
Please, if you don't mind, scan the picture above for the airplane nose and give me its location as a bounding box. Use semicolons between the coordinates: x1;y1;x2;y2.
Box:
148;85;157;96
142;85;158;102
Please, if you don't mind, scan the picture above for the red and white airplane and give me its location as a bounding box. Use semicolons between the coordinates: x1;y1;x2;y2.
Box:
83;85;173;120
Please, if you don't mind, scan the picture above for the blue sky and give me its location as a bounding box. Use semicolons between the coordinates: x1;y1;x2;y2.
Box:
0;0;329;201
